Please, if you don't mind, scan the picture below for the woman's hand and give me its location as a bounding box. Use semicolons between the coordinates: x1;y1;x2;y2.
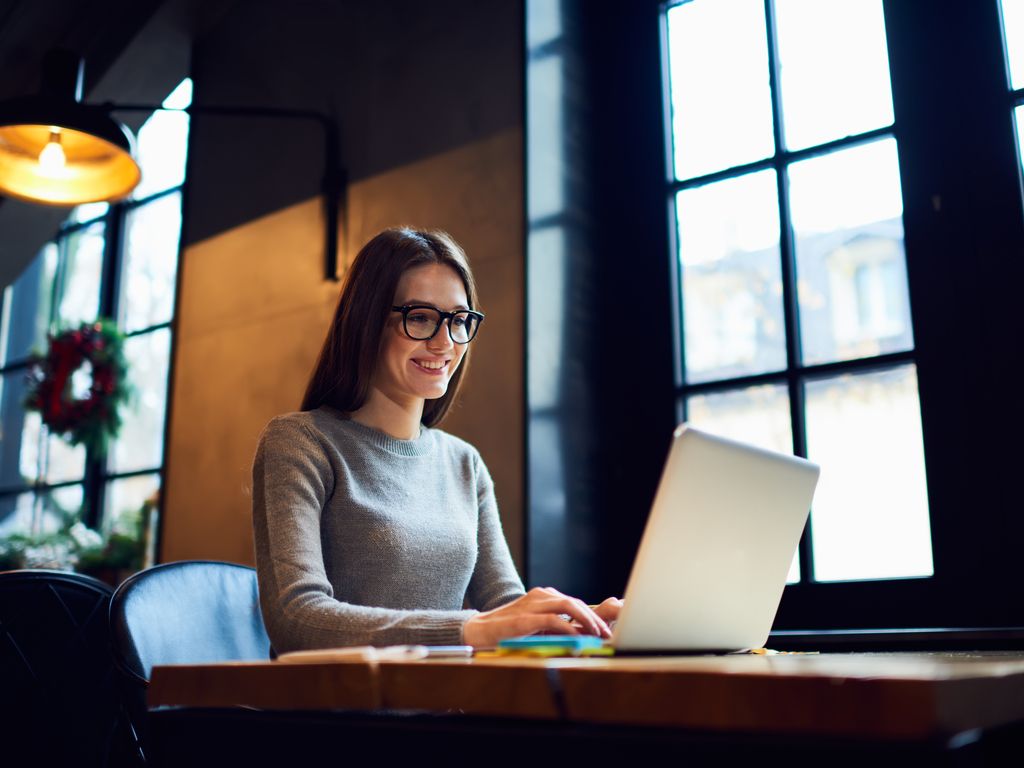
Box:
462;587;612;648
591;596;623;625
564;597;623;634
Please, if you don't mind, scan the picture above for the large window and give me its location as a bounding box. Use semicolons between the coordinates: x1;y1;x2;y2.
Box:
523;0;1023;630
0;79;191;555
664;1;930;586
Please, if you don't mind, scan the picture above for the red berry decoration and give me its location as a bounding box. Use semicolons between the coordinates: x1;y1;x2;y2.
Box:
25;319;129;457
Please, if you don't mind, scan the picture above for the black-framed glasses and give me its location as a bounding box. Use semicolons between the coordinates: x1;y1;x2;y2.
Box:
391;305;485;344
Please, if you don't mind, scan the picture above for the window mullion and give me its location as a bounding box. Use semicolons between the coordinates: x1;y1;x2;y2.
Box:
764;0;813;583
81;203;125;530
99;203;125;321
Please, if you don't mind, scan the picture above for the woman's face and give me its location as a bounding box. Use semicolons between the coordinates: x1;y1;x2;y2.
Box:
372;262;471;411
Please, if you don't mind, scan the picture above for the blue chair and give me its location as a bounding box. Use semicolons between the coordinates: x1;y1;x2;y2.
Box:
108;560;271;762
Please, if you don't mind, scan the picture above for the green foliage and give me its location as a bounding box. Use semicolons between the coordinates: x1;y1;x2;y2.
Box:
0;502;146;576
76;532;143;572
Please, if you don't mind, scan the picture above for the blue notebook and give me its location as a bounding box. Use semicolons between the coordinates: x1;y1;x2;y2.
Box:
497;635;608;655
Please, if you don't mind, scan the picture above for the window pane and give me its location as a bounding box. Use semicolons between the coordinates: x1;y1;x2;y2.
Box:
56;222;105;328
684;384;799;582
666;0;775;179
0;372;32;488
0;492;34;536
70;202;109;224
20;410;87;485
0;373;87;488
120;193;182;332
0;484;83;538
43;427;87;484
527;0;562;48
1015;105;1024;175
132;79;192;200
805;365;933;582
775;0;894;151
1002;0;1024;90
104;473;159;568
685;384;792;453
1;243;57;365
528;226;567;410
788;138;912;365
527;55;564;220
677;170;786;383
109;328;171;473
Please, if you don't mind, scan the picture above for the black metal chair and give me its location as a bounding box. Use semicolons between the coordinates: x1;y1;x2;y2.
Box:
108;560;272;762
0;568;133;767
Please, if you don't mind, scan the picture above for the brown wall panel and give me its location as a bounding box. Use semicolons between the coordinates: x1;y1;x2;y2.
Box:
162;199;338;564
163;129;524;569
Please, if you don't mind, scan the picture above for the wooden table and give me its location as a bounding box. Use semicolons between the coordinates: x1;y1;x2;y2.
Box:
148;651;1024;741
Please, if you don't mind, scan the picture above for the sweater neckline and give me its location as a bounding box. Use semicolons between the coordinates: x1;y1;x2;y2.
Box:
322;408;434;457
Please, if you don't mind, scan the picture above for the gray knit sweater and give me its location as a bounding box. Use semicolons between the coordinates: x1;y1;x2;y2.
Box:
251;406;525;652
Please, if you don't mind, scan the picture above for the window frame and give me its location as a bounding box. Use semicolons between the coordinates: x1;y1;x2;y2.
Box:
669;0;1023;631
522;0;1024;632
664;0;924;593
0;130;186;539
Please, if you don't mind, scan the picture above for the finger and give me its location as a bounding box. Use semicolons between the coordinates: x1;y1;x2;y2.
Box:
506;613;580;638
539;613;580;635
593;597;624;623
548;596;608;638
527;588;611;637
573;597;613;637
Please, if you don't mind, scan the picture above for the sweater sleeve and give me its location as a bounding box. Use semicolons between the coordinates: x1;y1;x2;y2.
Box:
465;452;527;611
252;417;475;652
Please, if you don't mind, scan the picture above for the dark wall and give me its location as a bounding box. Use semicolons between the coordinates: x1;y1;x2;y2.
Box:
525;0;675;599
185;0;522;247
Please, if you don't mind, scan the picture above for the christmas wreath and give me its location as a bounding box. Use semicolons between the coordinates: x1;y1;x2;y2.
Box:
25;319;129;456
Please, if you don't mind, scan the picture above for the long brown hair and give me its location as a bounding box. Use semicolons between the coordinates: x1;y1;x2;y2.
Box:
301;227;479;427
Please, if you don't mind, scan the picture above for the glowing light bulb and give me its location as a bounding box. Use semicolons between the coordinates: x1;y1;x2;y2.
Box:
38;129;66;174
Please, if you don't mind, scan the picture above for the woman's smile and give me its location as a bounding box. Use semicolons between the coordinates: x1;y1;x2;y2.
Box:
411;357;450;375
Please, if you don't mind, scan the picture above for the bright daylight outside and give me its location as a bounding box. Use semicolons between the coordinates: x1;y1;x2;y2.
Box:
665;0;933;583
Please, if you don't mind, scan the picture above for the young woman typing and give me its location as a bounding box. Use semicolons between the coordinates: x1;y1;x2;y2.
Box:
252;228;620;653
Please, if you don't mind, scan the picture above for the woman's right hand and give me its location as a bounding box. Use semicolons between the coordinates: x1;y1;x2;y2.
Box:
461;587;612;648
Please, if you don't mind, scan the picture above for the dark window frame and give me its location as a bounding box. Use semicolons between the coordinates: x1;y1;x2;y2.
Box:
524;0;1024;633
666;0;1024;630
664;0;923;589
0;163;184;534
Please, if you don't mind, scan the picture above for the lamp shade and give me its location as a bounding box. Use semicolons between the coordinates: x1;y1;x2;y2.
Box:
0;96;141;206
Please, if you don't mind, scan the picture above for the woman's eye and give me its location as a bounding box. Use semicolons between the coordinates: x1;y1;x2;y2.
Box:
451;316;467;328
408;312;433;326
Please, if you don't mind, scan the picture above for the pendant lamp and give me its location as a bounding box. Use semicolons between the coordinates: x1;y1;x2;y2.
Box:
0;51;141;206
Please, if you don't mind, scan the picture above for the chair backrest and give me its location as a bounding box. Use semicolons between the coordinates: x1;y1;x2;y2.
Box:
0;569;122;768
109;560;271;683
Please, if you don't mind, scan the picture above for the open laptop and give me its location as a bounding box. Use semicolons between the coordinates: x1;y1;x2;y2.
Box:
607;423;820;654
281;423;820;662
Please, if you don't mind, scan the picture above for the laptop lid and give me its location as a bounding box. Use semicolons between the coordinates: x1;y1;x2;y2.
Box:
612;424;820;653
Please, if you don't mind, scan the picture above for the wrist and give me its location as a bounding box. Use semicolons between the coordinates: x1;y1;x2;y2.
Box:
461;612;480;646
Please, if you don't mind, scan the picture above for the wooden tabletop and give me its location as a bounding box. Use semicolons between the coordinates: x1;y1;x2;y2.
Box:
148;651;1024;740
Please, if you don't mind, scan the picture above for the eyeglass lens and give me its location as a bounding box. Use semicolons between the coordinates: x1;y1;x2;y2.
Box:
405;307;479;342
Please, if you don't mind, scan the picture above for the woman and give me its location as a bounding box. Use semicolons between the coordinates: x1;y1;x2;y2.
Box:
252;228;620;652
